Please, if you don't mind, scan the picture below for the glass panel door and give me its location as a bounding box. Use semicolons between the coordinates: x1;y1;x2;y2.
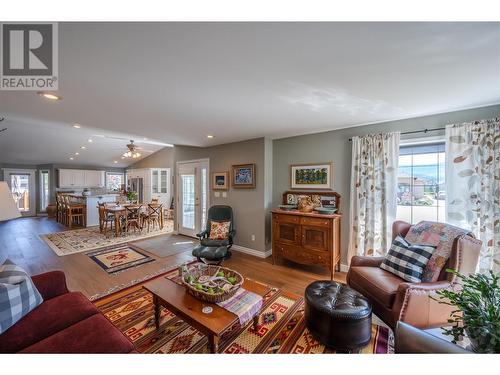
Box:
4;169;36;216
181;174;195;230
40;170;50;212
177;161;209;237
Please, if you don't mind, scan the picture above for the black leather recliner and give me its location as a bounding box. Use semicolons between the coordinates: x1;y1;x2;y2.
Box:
192;205;235;264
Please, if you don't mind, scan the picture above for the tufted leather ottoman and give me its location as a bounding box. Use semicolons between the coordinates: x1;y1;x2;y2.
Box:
305;281;372;351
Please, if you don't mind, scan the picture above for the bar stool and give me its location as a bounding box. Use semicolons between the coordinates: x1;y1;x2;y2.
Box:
63;195;86;228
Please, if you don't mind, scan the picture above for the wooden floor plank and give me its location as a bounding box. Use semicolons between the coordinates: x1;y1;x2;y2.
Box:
0;217;346;299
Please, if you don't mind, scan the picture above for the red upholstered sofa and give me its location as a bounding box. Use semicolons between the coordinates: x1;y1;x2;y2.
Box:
0;271;135;353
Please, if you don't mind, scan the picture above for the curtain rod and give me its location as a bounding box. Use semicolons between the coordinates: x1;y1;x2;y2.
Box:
348;127;446;142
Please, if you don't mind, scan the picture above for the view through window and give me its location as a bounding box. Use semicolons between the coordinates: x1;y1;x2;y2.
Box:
396;142;445;224
106;172;124;191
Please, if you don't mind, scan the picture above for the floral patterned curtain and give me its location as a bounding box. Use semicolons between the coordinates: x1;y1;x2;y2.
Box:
348;132;400;262
446;118;500;274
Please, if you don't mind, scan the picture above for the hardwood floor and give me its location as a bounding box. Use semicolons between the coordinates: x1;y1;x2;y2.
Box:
0;217;346;299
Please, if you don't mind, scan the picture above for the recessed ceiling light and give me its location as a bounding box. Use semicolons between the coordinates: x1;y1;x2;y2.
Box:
207;135;214;139
37;92;61;101
73;124;81;129
69;157;74;160
75;152;79;155
80;146;86;149
114;161;118;164
88;139;93;143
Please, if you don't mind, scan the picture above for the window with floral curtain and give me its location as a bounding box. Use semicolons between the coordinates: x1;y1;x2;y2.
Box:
348;132;400;261
445;118;500;274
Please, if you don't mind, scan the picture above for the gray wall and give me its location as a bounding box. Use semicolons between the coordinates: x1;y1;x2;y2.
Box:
173;138;268;252
273;104;500;265
131;138;269;252
128;146;175;171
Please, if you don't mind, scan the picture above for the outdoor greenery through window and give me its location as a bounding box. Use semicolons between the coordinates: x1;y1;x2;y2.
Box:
396;142;445;224
106;172;124;191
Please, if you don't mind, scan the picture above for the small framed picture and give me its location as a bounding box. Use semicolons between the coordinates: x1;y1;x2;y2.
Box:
231;163;256;189
290;163;333;190
212;172;229;190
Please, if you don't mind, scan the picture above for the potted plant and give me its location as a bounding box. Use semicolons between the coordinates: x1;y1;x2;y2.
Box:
434;270;499;353
125;190;137;202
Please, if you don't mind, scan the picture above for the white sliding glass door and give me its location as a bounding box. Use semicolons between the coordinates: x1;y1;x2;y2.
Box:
176;160;209;237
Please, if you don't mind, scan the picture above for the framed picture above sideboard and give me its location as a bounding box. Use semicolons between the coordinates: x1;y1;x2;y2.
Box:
290;162;333;190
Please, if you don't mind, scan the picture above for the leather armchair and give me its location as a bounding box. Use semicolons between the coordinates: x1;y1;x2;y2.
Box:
192;205;236;264
346;221;482;329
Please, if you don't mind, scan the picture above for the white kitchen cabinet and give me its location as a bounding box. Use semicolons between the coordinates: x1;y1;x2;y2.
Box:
59;169;105;188
84;170;105;188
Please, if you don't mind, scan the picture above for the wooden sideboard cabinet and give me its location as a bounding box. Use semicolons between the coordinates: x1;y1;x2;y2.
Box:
272;209;341;279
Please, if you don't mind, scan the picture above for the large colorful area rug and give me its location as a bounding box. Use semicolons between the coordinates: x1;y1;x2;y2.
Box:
40;219;174;256
87;244;155;274
95;267;394;354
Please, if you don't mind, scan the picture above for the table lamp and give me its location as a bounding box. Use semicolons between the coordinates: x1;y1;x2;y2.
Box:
0;181;21;221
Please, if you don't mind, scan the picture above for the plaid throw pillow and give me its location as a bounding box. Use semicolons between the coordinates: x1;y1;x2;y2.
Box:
0;259;43;334
380;235;436;283
209;221;231;240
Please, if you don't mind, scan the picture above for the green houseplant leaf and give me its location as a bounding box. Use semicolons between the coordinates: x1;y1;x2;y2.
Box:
432;270;500;353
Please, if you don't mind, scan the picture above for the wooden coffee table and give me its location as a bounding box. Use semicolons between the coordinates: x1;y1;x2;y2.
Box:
143;277;269;353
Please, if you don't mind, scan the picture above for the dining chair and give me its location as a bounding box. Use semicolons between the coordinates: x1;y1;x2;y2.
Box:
125;205;142;234
141;203;163;232
97;202;114;236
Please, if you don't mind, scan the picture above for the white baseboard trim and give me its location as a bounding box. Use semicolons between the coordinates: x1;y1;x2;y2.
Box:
232;245;272;259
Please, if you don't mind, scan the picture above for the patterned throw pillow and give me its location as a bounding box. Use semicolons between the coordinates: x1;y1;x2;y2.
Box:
0;259;43;334
209;221;231;240
404;221;472;282
380;235;436;283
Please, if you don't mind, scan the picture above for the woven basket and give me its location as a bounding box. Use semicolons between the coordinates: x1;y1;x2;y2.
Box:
181;265;244;303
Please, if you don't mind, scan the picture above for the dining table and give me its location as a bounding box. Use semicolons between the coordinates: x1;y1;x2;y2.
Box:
104;204;141;237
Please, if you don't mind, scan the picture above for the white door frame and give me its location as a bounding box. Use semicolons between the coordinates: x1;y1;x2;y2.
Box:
2;168;37;216
176;158;210;237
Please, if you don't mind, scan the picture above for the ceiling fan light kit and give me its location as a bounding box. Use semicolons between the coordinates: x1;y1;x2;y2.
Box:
122;140;142;159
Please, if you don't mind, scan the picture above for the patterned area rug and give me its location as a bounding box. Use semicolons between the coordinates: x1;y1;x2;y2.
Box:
87;244;155;274
95;267;394;354
40;219;174;256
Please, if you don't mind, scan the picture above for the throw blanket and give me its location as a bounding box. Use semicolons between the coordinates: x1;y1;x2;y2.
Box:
217;288;263;325
404;221;472;282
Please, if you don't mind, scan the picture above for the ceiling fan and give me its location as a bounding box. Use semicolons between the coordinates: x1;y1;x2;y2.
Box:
122;140;143;159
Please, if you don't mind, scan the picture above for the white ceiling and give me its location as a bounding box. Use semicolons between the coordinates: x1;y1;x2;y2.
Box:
1;22;499;166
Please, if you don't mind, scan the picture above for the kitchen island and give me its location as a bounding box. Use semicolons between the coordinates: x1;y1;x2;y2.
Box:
69;194;121;227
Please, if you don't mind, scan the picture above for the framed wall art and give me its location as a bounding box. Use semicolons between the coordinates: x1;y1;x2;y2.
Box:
290;162;333;190
212;171;229;190
231;163;256;189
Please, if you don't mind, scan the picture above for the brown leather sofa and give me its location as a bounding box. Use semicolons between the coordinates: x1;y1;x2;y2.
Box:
346;221;481;329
